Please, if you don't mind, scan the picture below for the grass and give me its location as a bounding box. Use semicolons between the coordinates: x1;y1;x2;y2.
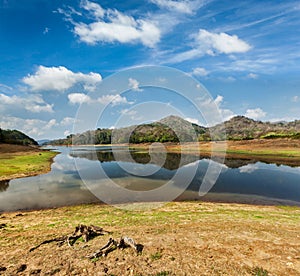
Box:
0;150;57;180
1;202;299;275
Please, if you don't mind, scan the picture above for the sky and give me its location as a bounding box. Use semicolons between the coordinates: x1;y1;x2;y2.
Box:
0;0;300;140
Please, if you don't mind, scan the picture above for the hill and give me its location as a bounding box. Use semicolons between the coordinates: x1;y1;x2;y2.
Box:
209;116;300;140
0;128;38;146
46;115;300;145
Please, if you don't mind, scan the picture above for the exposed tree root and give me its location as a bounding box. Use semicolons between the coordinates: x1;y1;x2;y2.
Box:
29;224;111;252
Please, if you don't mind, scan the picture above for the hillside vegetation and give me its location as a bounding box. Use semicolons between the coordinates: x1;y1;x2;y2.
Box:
0;128;38;146
46;115;300;145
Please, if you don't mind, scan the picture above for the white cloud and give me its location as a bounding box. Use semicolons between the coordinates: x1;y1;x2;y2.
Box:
195;94;235;126
68;93;91;104
150;0;196;14
81;0;105;18
64;130;71;137
60;117;75;126
30;103;54;113
195;29;251;54
185;117;201;125
245;108;266;120
120;109;137;116
0;93;54;113
168;29;251;63
44;119;57;130
98;94;132;106
0;116;58;138
292;96;299;102
73;1;161;47
0;83;13;92
247;73;258;79
23;65;102;92
68;92;132;106
128;78;142;91
192;67;209;76
213;95;235;122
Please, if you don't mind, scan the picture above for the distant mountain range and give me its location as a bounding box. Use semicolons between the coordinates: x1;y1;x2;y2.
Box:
0;128;38;146
45;115;300;145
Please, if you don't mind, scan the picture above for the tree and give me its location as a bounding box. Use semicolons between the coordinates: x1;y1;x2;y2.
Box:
0;128;3;143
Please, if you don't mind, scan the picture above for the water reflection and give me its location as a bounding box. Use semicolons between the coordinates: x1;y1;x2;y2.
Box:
0;146;299;211
0;180;9;192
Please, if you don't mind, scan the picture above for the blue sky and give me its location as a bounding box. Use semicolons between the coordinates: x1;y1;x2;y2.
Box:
0;0;300;139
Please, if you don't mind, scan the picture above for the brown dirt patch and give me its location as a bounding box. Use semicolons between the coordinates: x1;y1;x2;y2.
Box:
0;202;299;275
0;143;41;154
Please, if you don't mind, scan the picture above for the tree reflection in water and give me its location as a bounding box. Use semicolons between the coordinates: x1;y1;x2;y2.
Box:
0;180;9;192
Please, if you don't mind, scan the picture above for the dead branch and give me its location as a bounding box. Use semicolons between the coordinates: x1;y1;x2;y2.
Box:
29;224;110;252
87;236;144;258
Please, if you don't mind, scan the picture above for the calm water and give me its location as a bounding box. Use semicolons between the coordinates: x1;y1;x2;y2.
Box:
0;146;300;211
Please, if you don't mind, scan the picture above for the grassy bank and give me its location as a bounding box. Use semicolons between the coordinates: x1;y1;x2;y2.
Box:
0;144;57;181
0;202;299;275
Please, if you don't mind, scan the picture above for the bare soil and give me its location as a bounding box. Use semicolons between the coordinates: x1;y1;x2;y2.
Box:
0;144;41;154
0;202;299;275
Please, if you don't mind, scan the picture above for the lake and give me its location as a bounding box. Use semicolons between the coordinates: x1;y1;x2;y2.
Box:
0;146;300;211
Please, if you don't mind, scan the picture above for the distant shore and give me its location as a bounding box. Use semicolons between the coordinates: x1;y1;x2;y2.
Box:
2;138;300;181
0;144;58;181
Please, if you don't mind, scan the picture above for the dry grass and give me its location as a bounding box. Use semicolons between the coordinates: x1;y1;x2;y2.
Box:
0;202;299;275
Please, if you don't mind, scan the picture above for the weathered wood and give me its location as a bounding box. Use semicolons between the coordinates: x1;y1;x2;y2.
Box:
29;224;110;252
87;236;144;258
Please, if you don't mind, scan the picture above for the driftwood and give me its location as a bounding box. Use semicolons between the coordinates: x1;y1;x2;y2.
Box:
29;224;111;252
87;236;144;258
29;224;143;258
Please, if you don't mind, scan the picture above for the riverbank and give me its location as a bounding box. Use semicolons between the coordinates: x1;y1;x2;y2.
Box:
129;139;300;166
0;144;58;181
0;201;299;275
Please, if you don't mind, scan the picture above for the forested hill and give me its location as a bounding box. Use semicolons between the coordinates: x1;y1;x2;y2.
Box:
46;115;300;145
0;128;38;146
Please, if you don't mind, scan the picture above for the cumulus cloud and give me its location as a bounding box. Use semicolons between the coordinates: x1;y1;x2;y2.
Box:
128;78;142;91
72;1;161;47
68;92;132;106
23;65;102;92
0;116;58;138
0;93;54;113
245;108;266;120
169;29;251;63
98;94;132;106
60;117;75;126
292;95;299;102
68;93;92;104
192;67;209;76
195;94;235;126
81;0;105;18
195;29;251;55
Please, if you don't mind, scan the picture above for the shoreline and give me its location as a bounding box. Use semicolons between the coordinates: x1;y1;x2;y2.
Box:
0;144;58;181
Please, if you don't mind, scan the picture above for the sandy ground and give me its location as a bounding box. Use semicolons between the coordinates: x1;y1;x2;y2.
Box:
0;202;299;275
